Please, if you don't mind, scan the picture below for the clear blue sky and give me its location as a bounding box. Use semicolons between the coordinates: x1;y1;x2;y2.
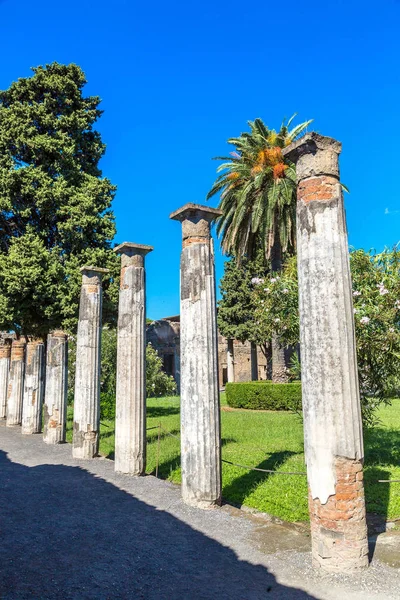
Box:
1;0;399;319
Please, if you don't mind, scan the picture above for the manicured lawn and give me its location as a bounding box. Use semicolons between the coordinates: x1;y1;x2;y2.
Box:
67;395;400;523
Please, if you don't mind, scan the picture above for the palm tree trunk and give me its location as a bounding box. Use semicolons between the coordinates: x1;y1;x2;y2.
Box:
270;236;289;383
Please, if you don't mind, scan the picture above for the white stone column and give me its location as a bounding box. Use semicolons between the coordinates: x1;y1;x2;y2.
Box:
227;338;235;382
6;340;26;426
72;266;108;459
43;331;68;444
0;340;11;419
114;242;153;475
22;339;45;434
170;203;222;508
283;133;368;573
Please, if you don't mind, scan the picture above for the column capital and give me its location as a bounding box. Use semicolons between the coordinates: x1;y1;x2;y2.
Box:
49;330;68;339
282;132;342;181
114;242;153;257
80;266;109;286
80;265;109;275
170;203;222;245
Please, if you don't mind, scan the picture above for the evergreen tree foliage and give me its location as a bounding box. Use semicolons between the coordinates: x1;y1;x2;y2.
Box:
217;252;266;343
0;62;118;336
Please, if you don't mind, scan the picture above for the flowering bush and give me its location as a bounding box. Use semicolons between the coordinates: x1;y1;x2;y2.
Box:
252;248;400;426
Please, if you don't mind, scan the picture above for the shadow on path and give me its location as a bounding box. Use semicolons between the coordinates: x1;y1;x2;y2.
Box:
0;449;316;600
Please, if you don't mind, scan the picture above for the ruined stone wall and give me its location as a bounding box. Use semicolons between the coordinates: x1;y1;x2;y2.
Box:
217;335;268;387
146;319;268;389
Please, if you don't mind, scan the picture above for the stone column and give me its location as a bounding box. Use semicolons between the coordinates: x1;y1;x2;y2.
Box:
0;340;11;419
250;342;258;381
170;203;222;508
283;133;368;573
22;339;45;434
114;242;153;475
6;340;26;426
72;266;108;459
227;338;235;382
43;331;68;444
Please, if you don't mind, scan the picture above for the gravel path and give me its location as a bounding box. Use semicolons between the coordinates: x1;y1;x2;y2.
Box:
1;422;400;600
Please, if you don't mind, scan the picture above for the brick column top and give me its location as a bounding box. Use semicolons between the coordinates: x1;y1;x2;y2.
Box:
50;330;68;339
170;203;222;244
282;132;342;182
0;340;11;359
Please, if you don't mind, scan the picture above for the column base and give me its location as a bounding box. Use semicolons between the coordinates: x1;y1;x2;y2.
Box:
72;424;99;459
182;495;222;510
309;457;369;573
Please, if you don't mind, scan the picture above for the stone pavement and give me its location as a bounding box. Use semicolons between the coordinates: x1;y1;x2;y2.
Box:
1;421;400;600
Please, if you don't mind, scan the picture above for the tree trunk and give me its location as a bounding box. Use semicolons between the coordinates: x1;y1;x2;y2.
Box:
250;342;258;381
227;338;235;382
270;235;289;383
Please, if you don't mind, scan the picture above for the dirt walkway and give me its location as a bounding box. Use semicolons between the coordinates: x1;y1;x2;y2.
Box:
1;422;399;600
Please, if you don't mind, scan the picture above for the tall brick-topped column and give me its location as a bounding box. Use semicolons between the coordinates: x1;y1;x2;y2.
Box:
73;266;108;459
0;340;11;419
283;133;368;573
43;331;68;444
170;203;222;508
22;339;45;434
114;242;153;475
6;340;26;426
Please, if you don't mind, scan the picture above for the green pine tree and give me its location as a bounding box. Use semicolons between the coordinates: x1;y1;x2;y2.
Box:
217;252;266;343
0;62;119;337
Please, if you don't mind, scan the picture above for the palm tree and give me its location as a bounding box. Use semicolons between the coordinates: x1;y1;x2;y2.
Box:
207;115;312;382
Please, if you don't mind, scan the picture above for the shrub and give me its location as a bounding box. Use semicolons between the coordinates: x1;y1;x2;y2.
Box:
225;381;302;411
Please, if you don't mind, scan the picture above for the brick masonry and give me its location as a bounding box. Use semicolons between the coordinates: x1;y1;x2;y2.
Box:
309;457;369;572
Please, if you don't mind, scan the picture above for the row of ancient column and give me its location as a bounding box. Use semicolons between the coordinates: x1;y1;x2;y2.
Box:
0;132;369;574
1;332;68;441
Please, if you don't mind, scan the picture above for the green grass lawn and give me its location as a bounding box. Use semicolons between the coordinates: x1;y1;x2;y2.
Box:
66;395;400;523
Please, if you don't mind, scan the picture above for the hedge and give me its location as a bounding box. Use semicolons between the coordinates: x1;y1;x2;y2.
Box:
225;381;302;411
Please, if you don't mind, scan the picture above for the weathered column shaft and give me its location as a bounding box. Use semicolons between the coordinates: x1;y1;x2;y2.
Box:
6;340;26;426
0;341;11;419
22;340;45;434
227;338;235;382
43;331;68;444
283;133;368;573
170;203;222;508
114;242;153;475
73;266;108;459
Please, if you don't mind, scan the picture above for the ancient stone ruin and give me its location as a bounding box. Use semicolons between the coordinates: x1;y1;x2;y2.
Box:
72;266;108;459
0;133;371;574
283;133;368;572
43;331;68;444
170;203;222;508
114;242;153;475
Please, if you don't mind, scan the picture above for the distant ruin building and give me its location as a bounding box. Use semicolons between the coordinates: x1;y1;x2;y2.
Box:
146;316;268;390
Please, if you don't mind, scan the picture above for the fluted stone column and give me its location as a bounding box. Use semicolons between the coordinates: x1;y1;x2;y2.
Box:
6;340;26;426
0;340;11;419
114;242;153;475
170;203;222;508
73;266;108;459
43;331;68;444
283;133;368;573
22;339;45;434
